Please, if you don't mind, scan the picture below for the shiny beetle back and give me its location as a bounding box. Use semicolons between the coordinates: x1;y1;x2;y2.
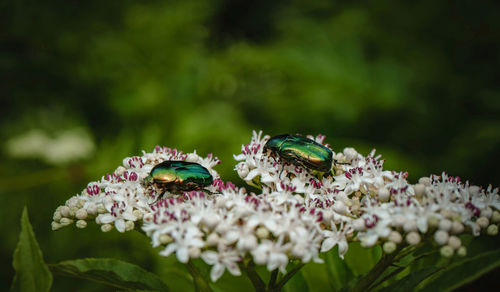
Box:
264;134;333;172
145;160;213;193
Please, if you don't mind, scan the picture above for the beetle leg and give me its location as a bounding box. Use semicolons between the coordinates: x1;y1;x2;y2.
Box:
279;164;285;179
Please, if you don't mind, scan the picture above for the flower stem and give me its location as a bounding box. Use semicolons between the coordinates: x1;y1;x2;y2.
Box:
352;247;402;292
274;263;305;291
186;261;213;292
267;269;279;290
240;260;266;292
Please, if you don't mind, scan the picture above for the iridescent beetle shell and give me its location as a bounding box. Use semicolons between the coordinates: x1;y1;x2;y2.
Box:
264;134;333;173
145;160;213;193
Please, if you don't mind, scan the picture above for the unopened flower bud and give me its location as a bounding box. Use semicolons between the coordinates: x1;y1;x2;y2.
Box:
115;166;126;176
451;213;461;222
60;218;74;226
132;210;143;220
439;219;452;231
406;232;421;245
383;241;397;254
333;201;347;214
428;216;440;229
76;220;87;229
97;205;106;214
77;199;85;208
292;245;306;258
388;231;402;244
86;203;97;215
188;247;201;259
253;250;267;265
206;233;219;246
159;234;173;245
403;221;418;232
393;215;406;228
203;214;220;228
414;184;426;197
60;206;70;217
487;224;498;236
448;236;461;250
344;148;358;161
353;218;366;231
440;209;453;219
335;152;345;161
75;209;88;220
69;207;78;217
492;211;500;223
434;230;449;245
51;222;62;230
240;235;258;250
101;224;113;232
53;211;62;222
440;246;454;257
237;163;250;179
185;153;199;163
476;217;489;229
457;246;467;257
469;186;480;196
450;221;464;234
418;177;430;186
481;207;493;219
67;197;79;208
256;227;270;239
125;220;135;231
378;188;390;202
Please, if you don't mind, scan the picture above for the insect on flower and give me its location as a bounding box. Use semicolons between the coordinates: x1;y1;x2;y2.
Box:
264;134;334;174
144;160;213;195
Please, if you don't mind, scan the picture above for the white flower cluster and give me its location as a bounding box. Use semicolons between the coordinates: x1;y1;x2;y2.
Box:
141;187;332;281
354;173;500;257
51;146;220;232
234;131;500;258
52;130;500;281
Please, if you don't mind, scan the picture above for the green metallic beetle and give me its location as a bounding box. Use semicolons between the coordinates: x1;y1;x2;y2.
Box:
144;160;213;194
264;134;333;173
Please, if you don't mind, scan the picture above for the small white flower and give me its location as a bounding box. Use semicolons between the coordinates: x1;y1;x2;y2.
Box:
201;248;241;282
321;223;350;258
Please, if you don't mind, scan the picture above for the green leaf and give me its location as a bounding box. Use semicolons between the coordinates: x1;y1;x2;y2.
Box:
344;242;381;276
324;247;353;291
49;258;170;291
417;249;500;292
377;266;441;292
11;206;53;292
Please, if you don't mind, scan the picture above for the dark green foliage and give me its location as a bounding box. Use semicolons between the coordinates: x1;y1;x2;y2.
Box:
416;249;500;292
11;207;52;292
49;258;170;291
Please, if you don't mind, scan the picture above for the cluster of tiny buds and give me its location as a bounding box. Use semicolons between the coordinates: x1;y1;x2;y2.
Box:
354;174;500;258
52;196;101;231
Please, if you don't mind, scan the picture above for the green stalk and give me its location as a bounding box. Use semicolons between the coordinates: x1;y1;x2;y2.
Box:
186;261;213;292
239;261;266;292
267;269;279;291
274;263;305;291
352;247;402;292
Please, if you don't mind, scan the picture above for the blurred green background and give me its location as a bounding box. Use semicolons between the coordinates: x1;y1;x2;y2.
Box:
1;0;499;291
